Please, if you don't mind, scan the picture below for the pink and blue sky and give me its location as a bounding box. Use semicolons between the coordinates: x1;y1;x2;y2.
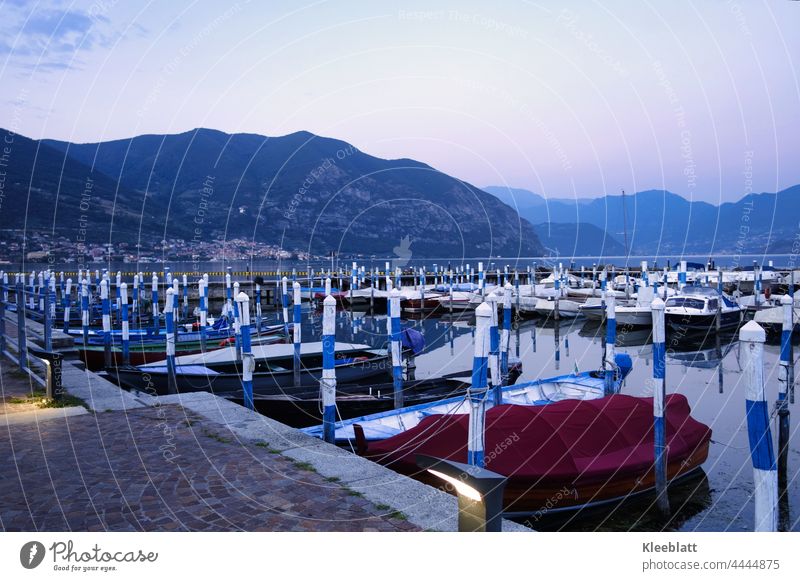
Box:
1;0;798;202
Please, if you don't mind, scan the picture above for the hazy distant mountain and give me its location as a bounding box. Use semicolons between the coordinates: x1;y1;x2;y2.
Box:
3;127;545;258
533;222;627;258
485;185;800;255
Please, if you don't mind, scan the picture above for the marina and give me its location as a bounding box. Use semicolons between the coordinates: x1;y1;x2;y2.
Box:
1;258;797;532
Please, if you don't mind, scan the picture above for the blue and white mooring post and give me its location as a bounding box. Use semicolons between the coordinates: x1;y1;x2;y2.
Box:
101;279;112;368
236;291;255;410
741;320;777;531
81;279;90;347
232;281;242;360
172;279;180;326
132;274;139;320
604;293;617;395
469;302;492;467
199;277;208;351
165;287;178;395
281;276;289;335
182;274;189;321
321;293;337;443
120;282;130;365
225;271;233;318
501;283;512;388
293;281;302;388
390;288;404;408
679;260;687;291
777;294;794;489
651;297;669;514
151;273;160;335
478;262;485;296
255;280;262;333
486;292;500;403
42;275;52;352
62;278;72;334
115;271;122;325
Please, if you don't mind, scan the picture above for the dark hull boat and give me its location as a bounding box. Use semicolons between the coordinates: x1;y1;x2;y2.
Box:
665;310;741;333
78;333;285;371
359;394;711;516
239;364;523;428
69;317;286;346
243;378;471;427
664;287;742;335
113;342;391;395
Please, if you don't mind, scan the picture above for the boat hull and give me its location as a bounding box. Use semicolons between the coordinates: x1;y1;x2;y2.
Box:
114;354;392;396
361;394;710;516
665;311;741;333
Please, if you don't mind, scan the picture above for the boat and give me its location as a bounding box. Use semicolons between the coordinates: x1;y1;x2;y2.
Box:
664;286;742;334
114;341;391;395
77;332;285;371
68;315;286;346
301;353;633;444
752;296;800;336
431;291;475;312
243;362;523;427
358;393;711;516
532;296;583;319
615;287;656;327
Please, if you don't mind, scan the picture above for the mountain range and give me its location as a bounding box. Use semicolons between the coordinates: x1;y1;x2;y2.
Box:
3;124;796;262
484;185;800;257
1;128;544;259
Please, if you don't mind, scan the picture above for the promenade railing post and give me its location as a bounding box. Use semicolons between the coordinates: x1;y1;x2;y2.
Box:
16;280;28;371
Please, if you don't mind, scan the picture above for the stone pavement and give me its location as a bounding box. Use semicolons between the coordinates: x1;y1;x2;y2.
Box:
0;402;418;531
0;363;417;532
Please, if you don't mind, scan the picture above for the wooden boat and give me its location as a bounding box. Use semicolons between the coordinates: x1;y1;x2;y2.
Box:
358;393;711;516
114;342;390;395
78;332;285;371
68;316;286;346
301;353;633;444
664;287;742;334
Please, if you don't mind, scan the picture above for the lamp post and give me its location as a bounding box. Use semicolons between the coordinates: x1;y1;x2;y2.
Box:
416;455;507;532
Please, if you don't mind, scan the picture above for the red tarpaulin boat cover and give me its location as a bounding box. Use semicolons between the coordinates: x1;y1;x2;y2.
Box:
365;394;711;487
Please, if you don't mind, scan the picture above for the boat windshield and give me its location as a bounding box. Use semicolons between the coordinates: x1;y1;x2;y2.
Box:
665;297;705;310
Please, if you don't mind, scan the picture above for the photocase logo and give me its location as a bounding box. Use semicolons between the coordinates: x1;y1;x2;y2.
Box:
393;235;413;267
19;541;46;569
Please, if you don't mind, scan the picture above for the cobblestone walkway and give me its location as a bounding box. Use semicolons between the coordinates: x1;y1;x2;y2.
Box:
0;367;417;531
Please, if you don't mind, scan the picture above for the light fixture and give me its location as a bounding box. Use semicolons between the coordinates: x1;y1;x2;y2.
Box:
416;454;507;532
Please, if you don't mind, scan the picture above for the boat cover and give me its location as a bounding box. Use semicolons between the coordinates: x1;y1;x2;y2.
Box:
401;328;425;355
364;394;710;485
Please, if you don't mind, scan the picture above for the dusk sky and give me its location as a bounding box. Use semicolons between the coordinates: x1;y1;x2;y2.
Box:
2;0;798;203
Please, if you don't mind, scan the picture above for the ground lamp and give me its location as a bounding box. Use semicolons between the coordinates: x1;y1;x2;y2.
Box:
416;454;507;532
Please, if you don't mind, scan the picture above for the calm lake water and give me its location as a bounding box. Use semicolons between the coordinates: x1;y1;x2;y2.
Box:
279;304;799;532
